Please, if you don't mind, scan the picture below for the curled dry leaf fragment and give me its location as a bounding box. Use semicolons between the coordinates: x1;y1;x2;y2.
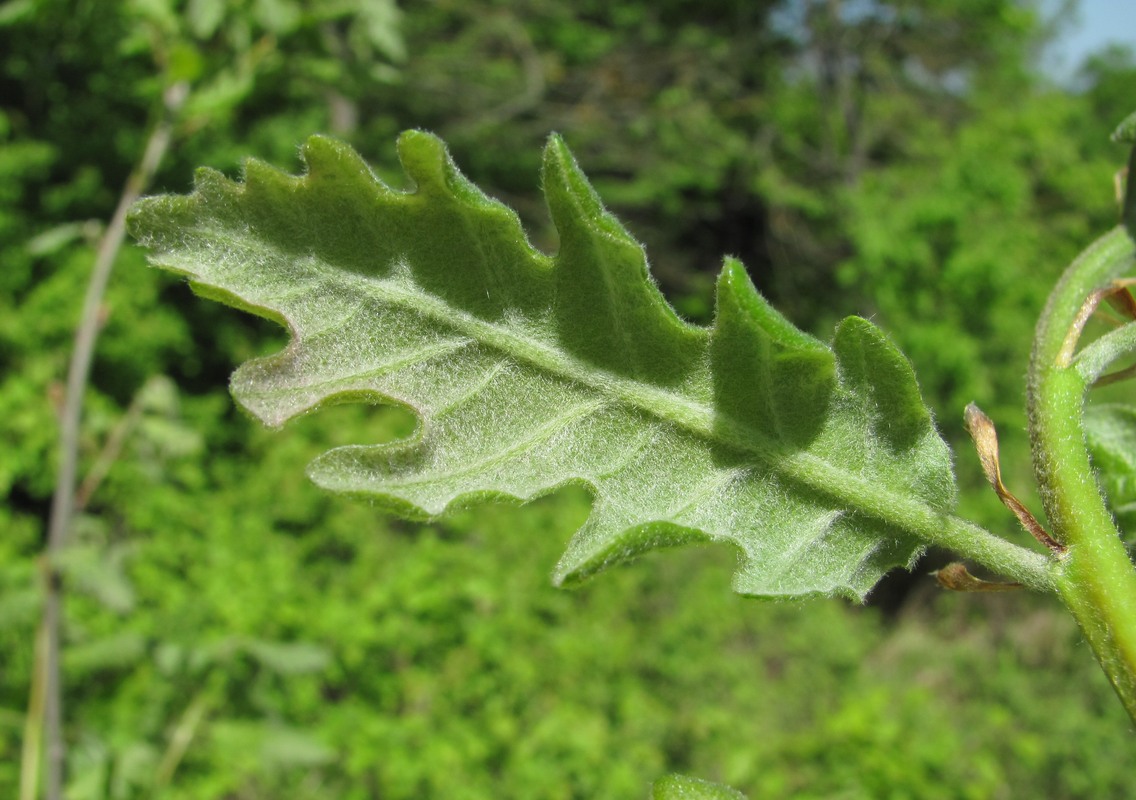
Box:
934;562;1021;592
964;403;1065;555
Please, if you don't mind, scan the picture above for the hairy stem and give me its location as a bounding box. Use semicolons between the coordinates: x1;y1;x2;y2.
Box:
1029;224;1136;722
40;82;185;800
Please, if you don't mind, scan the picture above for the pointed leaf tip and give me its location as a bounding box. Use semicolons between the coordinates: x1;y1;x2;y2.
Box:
300;134;348;168
714;258;826;352
298;135;379;187
396;129;453;195
542;134;704;384
554;521;714;588
834;316;930;434
396;129;504;212
711;259;835;445
541;133;629;244
832;316;956;511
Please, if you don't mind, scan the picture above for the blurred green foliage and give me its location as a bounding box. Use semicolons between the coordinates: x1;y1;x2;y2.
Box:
3;0;1136;797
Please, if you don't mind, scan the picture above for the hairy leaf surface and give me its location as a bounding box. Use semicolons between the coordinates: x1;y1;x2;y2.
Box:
129;132;957;600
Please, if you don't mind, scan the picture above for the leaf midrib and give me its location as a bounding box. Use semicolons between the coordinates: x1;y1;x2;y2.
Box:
313;260;951;538
186;220;948;538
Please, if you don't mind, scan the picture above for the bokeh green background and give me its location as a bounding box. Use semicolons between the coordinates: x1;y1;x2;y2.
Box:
3;0;1135;797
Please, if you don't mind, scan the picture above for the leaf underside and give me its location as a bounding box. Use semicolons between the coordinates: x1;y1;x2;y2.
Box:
128;132;956;600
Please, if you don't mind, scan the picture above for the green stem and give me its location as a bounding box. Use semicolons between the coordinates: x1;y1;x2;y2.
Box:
40;82;186;800
1028;225;1136;722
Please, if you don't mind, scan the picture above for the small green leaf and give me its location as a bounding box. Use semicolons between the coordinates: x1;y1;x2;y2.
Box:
1085;402;1136;544
651;773;748;800
129;133;959;600
1112;110;1136;145
1074;321;1136;386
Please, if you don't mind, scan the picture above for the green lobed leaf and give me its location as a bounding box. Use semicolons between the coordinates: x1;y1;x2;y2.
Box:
128;132;957;600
